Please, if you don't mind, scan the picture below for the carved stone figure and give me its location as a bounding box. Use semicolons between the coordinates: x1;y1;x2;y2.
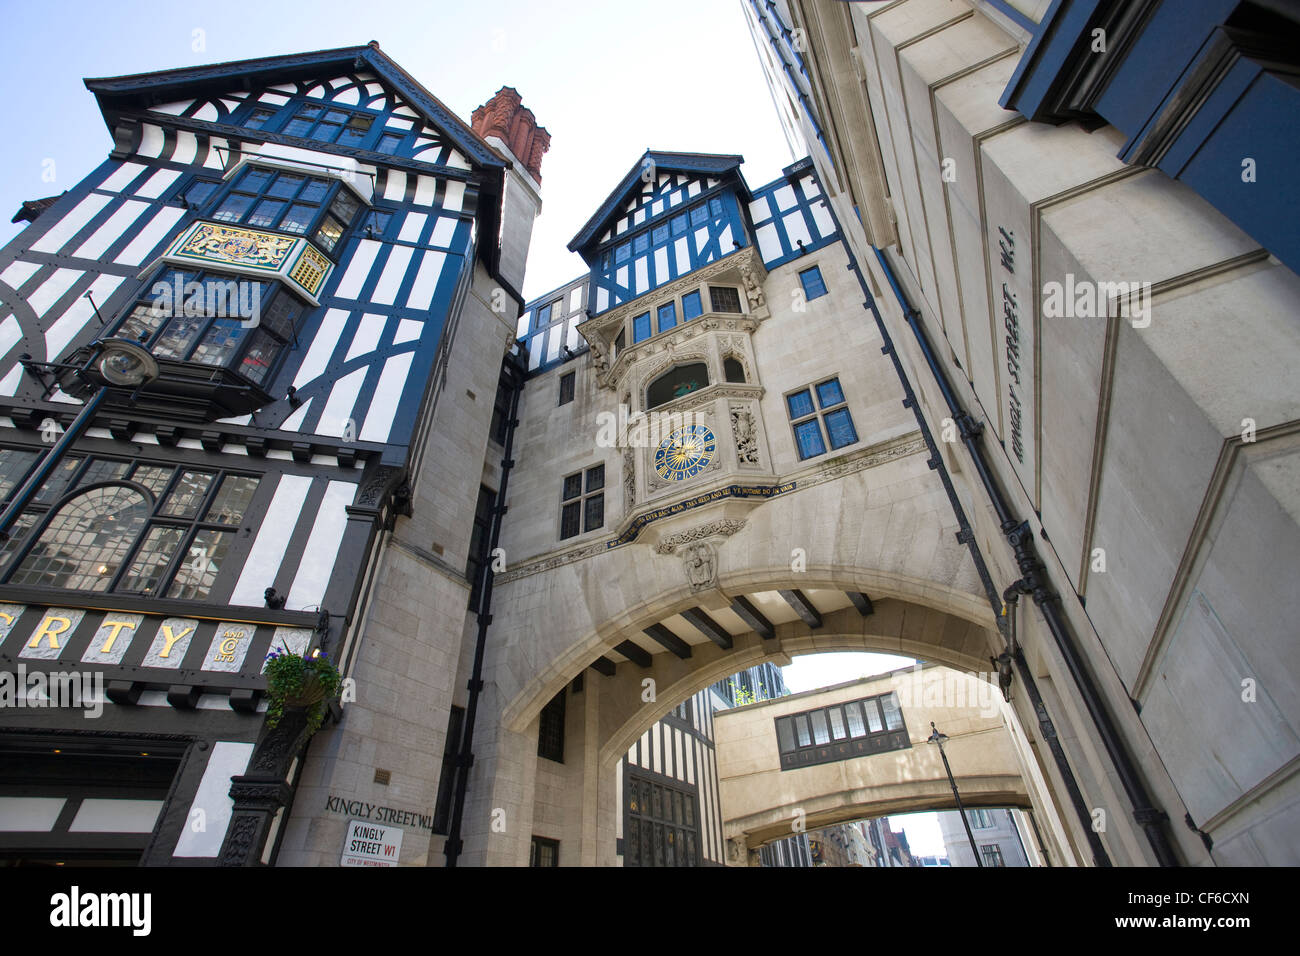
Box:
741;262;766;311
731;406;759;465
682;542;717;591
623;446;636;513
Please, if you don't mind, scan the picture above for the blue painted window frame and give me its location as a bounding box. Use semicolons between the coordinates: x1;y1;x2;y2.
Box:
657;302;677;333
787;376;857;460
205;165;363;258
633;311;652;343
799;265;828;300
278;101;381;149
682;291;702;321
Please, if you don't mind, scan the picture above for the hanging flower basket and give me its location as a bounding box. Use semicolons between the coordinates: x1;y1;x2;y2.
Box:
264;648;343;736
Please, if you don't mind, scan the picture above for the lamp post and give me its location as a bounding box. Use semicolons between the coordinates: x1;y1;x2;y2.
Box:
0;339;160;541
928;720;984;867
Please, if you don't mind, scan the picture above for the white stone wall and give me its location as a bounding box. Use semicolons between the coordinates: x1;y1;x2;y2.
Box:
793;0;1300;864
278;261;519;866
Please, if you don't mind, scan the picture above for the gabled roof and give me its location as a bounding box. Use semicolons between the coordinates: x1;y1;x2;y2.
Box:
83;41;505;173
567;150;745;253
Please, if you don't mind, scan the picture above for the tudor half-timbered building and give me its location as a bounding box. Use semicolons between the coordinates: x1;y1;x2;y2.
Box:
0;44;547;865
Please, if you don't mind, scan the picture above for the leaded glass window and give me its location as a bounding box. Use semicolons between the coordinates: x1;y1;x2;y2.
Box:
0;451;260;601
9;485;151;591
624;772;701;867
112;266;301;391
559;464;604;540
773;691;910;770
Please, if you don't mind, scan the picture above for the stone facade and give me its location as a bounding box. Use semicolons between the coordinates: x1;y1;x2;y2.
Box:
746;0;1300;865
712;664;1067;865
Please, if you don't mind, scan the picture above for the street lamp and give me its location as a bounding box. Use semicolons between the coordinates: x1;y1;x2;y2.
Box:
928;721;984;868
0;338;161;541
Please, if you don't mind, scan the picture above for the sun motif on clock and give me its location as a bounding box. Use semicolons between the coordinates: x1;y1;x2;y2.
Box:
654;425;717;481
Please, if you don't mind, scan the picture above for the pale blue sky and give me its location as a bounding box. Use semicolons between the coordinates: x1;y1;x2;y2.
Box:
0;0;797;299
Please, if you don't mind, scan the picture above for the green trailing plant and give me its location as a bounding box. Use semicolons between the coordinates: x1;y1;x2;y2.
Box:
728;680;767;706
263;648;342;736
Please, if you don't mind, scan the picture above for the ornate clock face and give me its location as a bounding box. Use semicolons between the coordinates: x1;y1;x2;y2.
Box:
654;425;717;481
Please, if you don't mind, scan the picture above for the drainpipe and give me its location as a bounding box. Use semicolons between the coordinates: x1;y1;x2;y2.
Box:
443;351;525;867
870;246;1179;867
827;228;1110;865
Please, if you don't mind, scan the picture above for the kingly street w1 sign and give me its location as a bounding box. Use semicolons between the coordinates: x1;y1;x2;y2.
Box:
340;819;402;867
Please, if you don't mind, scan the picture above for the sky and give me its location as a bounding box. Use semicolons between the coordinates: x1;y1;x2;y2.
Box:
0;0;798;300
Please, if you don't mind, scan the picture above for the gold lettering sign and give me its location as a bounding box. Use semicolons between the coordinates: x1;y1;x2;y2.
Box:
19;608;85;661
98;620;136;654
28;615;72;650
159;623;193;658
203;624;253;673
214;635;242;663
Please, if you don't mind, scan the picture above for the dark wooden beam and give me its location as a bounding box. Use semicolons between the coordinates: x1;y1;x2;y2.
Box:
730;595;775;639
615;640;653;668
681;607;732;649
779;589;822;628
590;656;616;677
847;591;875;616
643;623;691;659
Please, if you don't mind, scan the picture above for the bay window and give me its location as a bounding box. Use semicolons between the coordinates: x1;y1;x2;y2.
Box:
114;266;303;389
208;165;363;255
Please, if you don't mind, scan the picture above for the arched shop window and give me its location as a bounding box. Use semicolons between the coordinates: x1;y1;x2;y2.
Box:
113;267;304;389
0;451;260;600
8;484;151;592
647;363;709;409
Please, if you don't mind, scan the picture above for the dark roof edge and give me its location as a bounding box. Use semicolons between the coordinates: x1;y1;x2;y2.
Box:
84;42;506;172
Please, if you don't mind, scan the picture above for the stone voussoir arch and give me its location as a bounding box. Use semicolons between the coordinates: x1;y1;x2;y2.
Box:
500;562;1000;742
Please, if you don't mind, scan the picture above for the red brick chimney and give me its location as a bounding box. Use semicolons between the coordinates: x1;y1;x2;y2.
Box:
471;87;551;183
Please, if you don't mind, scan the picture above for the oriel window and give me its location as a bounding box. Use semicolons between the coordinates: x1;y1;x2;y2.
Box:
205;164;363;256
114;267;302;390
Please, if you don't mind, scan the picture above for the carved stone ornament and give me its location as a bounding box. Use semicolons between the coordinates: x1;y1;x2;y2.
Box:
682;542;717;592
623;445;636;514
655;518;747;555
355;466;398;508
590;337;610;375
579;246;768;389
727;837;747;864
740;261;768;316
730;406;760;465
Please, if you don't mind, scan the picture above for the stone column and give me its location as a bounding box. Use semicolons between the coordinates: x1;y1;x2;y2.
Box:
218;707;312;866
